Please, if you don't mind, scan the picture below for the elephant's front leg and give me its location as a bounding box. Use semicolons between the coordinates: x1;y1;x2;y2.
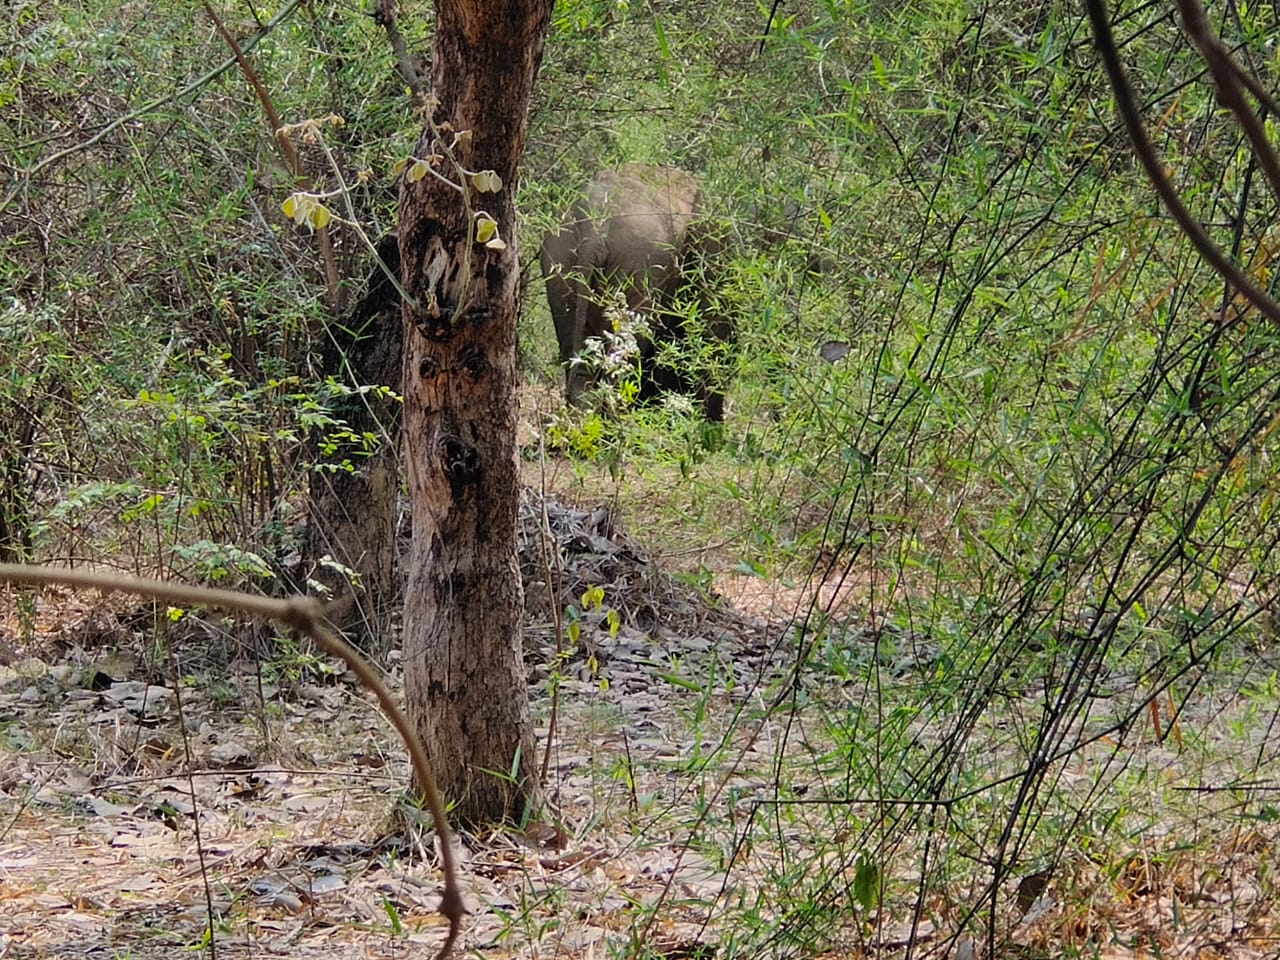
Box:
565;279;602;405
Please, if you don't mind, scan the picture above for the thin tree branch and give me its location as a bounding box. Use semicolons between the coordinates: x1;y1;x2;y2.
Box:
375;0;426;101
202;1;342;311
0;0;305;216
1224;43;1280;119
1177;0;1280;207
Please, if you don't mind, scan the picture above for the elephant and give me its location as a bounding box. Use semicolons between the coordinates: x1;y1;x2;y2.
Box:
539;164;731;421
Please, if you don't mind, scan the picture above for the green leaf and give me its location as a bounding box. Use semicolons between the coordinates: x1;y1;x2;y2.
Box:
474;214;498;244
853;854;880;912
654;16;670;59
381;896;404;935
471;170;502;192
508;742;522;780
661;672;703;692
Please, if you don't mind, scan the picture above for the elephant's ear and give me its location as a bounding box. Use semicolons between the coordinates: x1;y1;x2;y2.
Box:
576;230;609;271
683;217;728;281
570;194;606;267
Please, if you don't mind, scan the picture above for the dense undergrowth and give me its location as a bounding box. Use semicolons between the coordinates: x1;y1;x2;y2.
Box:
5;0;1280;956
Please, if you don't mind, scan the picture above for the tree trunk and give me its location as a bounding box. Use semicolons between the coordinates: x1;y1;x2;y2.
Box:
0;404;36;564
398;0;551;824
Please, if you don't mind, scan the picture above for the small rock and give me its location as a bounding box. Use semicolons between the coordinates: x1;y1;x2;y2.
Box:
208;740;256;768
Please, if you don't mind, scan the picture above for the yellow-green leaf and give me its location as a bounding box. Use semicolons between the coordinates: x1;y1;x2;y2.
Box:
283;193;315;226
309;203;331;229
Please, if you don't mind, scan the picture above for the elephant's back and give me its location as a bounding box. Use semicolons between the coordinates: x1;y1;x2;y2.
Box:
587;164;701;263
590;165;700;218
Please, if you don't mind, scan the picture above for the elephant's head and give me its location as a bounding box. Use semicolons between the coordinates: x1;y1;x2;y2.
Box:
539;164;731;421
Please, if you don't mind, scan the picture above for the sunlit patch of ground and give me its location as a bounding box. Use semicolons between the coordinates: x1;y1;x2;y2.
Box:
0;580;145;667
714;569;881;621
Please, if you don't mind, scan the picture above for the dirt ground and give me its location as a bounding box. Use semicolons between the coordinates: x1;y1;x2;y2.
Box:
0;504;796;960
3;497;1280;959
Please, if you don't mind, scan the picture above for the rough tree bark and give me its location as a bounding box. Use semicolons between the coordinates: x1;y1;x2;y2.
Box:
398;0;552;824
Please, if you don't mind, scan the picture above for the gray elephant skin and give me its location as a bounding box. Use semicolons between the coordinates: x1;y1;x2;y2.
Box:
539;164;730;421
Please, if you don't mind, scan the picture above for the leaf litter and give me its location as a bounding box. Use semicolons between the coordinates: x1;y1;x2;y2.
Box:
1;492;1279;958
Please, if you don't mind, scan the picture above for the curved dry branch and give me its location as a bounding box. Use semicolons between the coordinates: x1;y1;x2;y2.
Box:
1177;0;1280;208
375;0;425;101
202;0;341;311
0;563;463;960
1084;0;1280;327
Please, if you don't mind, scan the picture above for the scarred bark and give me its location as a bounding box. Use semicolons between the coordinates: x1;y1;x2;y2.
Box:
398;0;552;824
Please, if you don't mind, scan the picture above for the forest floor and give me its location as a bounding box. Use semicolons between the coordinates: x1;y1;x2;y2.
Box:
1;489;1279;959
0;560;779;960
